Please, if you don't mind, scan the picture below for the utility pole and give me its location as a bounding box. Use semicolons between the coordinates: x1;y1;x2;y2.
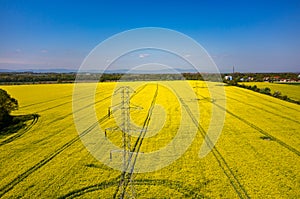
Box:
193;81;200;100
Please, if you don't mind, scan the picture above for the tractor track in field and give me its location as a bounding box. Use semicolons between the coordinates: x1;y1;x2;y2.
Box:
113;84;158;199
228;95;300;124
20;88;111;109
36;90;112;113
58;177;120;199
20;93;73;109
196;91;300;157
178;96;251;199
0;84;149;197
234;87;300;112
47;83;148;126
33;84;145;113
0;93;112;147
213;91;300;125
48;92;114;125
58;178;203;199
0;85;148;146
0;114;40;146
30;85;149;146
0;115;109;198
134;178;204;198
31;84;149;145
213;102;300;156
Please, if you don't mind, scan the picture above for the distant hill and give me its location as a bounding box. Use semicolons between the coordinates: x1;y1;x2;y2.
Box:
0;68;77;73
0;67;198;74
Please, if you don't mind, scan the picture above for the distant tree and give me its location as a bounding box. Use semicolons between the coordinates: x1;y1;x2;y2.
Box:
273;91;282;98
282;95;288;100
260;87;271;95
250;85;257;91
0;89;18;129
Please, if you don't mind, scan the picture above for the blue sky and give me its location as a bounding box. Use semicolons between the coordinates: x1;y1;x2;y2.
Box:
0;0;299;73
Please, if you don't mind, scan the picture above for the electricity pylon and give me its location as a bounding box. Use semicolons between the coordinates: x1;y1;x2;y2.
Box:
105;86;142;199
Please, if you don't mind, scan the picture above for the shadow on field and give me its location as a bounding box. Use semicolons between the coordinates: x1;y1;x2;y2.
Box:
0;113;40;139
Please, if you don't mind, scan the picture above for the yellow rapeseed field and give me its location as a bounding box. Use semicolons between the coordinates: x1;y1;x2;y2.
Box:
0;81;299;198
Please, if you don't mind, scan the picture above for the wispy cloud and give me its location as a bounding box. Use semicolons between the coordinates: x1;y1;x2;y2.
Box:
40;49;48;53
0;57;42;65
138;53;150;58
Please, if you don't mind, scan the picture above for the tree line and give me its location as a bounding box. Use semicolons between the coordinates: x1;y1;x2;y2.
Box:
226;81;300;105
0;72;299;84
0;89;18;130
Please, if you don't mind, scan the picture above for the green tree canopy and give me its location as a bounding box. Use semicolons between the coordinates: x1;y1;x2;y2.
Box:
0;89;18;128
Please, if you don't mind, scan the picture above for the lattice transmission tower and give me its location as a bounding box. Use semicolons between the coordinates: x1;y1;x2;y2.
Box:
105;86;142;199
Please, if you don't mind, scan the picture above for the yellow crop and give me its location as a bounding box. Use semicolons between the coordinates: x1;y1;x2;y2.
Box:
0;81;299;198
